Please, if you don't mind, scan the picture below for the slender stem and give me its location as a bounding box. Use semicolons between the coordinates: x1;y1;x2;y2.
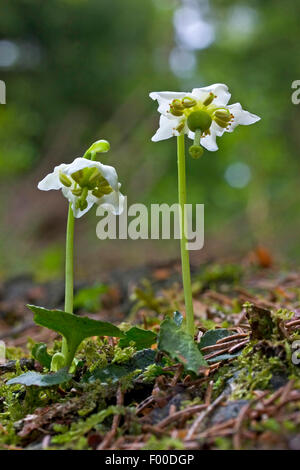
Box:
62;203;75;358
194;129;201;146
177;134;195;337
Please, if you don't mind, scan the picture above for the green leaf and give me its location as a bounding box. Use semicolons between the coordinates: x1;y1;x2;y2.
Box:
84;349;157;384
198;328;241;363
73;283;108;313
158;317;207;374
198;328;231;349
28;304;125;367
119;327;157;350
31;342;52;369
7;368;72;387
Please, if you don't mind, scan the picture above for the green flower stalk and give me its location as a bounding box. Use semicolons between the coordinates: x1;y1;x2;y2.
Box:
61;203;74;364
150;84;260;336
177;134;195;336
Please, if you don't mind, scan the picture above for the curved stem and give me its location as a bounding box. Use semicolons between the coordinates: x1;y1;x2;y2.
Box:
62;203;75;358
177;135;195;337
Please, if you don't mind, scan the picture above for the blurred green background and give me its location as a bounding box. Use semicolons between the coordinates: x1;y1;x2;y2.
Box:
0;0;299;280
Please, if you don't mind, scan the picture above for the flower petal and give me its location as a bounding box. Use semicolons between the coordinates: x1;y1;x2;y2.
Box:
201;128;219;151
37;163;67;191
149;91;187;115
151;114;182;142
188;121;220;151
192;83;231;106
61;187;96;218
227;103;260;133
98;189;125;215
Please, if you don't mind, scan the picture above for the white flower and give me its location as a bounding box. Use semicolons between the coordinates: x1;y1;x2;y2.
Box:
150;83;260;151
38;157;124;218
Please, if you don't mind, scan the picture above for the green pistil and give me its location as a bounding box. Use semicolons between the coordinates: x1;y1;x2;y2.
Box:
187;110;212;132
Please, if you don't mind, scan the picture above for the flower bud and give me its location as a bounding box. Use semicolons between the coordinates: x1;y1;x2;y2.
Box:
187;110;212;132
59;172;72;187
182;96;196;108
203;92;215;106
189;145;204;159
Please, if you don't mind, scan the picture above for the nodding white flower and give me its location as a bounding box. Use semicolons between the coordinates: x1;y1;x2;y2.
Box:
38;158;124;218
150;84;260;154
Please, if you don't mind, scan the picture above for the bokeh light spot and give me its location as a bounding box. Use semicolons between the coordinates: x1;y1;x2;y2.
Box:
225;162;251;189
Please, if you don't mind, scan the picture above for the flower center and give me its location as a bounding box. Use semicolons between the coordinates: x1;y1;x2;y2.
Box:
168;92;235;159
169;93;234;132
59;167;113;211
187;110;212;132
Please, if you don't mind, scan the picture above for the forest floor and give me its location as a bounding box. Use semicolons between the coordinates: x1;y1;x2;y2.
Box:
0;256;299;450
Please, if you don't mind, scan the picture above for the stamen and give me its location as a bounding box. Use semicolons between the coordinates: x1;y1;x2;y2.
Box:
71;188;82;196
176;122;185;133
203;92;215;106
59;172;72;188
182;96;196;108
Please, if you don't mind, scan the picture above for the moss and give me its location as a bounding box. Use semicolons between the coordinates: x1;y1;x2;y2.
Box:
112;345;136;365
0;379;60;424
0;375;59;447
0;420;20;449
51;405;125;449
143;435;184;450
180;397;203;410
212;363;232;397
78;339;108;371
210;338;297;402
253;418;281;433
5;346;26;361
283;420;297;432
142;363;167;383
119;370;142;392
197;263;243;287
272;308;294;322
200;319;217;330
214;437;232;450
229;345;288;400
